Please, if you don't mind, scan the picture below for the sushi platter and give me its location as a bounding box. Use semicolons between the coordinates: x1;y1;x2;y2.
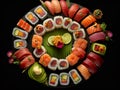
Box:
7;0;113;88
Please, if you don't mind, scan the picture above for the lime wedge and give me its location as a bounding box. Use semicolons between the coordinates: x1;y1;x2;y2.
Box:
62;33;72;44
48;36;55;46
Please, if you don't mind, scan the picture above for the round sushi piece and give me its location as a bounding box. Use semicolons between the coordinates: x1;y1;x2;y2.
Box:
73;28;86;40
33;46;46;58
34;24;46;36
43;18;55;32
58;59;69;70
63;17;72;29
34;5;48;20
60;72;70;86
25;12;39;25
69;69;82;84
54;16;63;28
49;73;59;87
68;21;81;33
48;57;58;71
14;39;27;49
12;27;28;39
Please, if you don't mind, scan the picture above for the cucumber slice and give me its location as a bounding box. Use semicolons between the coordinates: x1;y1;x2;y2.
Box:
62;33;72;44
48;36;55;46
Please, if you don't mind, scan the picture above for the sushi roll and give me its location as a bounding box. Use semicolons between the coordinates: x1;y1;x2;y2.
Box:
14;39;27;49
69;69;82;84
68;21;81;33
54;16;63;28
34;5;47;20
33;46;46;58
49;73;59;87
17;19;33;33
63;17;72;29
91;43;106;55
34;24;46;36
12;27;28;39
73;28;86;40
60;72;70;86
25;12;39;25
43;18;55;32
48;57;58;71
58;59;69;70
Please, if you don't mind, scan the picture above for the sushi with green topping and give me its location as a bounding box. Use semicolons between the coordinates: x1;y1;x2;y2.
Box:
14;39;27;49
12;27;28;39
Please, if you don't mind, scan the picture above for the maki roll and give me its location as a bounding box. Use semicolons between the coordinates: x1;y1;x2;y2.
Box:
58;59;69;70
63;17;72;29
33;46;46;58
91;43;106;55
14;39;27;49
68;21;81;32
54;16;63;28
12;27;28;39
60;72;70;86
73;28;86;40
34;5;47;20
69;69;82;84
49;73;59;87
34;24;46;36
43;18;55;32
25;12;39;25
48;57;58;71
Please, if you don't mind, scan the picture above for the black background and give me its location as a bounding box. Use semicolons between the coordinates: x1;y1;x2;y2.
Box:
0;0;119;89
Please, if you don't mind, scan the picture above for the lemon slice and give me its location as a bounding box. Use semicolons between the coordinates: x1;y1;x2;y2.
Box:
48;36;55;46
62;33;72;44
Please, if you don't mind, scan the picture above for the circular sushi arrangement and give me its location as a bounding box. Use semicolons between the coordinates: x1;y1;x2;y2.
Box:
7;0;113;88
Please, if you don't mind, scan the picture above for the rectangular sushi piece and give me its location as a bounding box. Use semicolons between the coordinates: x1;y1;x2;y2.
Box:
14;39;27;49
25;12;39;25
54;16;63;28
34;24;46;36
33;46;46;58
91;43;106;55
60;72;70;85
34;5;47;20
49;73;59;87
48;57;58;71
17;19;33;33
63;17;72;29
58;59;69;70
12;27;28;39
69;69;82;84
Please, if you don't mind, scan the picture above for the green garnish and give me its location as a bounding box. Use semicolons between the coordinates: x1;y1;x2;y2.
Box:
66;0;71;8
100;22;107;31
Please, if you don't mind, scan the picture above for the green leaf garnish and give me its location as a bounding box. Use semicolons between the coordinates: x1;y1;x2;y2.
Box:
100;22;107;31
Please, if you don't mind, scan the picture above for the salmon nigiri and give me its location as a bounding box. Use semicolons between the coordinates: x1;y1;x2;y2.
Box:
73;38;88;50
39;53;51;67
86;22;102;35
32;35;43;48
66;53;79;66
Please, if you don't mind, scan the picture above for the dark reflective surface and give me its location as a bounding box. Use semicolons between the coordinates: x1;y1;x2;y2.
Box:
0;0;118;89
